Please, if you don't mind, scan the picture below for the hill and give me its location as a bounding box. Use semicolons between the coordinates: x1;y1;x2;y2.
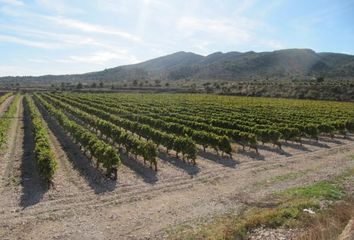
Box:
1;48;354;85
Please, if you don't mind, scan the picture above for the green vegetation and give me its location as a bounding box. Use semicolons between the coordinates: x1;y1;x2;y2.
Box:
25;96;57;184
34;94;121;178
281;181;344;201
32;92;354;174
0;94;18;148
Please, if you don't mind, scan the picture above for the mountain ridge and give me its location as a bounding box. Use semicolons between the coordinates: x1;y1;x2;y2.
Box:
1;48;354;84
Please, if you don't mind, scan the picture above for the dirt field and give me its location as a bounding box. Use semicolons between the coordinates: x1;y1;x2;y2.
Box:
0;97;353;240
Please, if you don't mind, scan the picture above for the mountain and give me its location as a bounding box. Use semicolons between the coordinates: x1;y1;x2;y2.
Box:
129;51;204;72
1;49;354;84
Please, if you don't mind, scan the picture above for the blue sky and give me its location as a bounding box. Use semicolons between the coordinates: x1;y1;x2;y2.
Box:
0;0;353;76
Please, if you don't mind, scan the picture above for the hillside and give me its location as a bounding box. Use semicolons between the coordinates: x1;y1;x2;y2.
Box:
1;49;354;84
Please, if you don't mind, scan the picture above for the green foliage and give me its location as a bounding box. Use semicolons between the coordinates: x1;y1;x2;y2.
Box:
31;92;354;179
346;119;354;132
0;93;16;148
282;181;344;201
34;94;121;176
25;96;57;183
280;127;300;141
303;124;319;140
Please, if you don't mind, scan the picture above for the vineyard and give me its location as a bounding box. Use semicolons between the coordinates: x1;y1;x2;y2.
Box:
0;92;353;239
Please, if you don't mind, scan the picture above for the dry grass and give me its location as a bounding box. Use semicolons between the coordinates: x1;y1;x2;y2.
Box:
298;199;354;240
167;166;354;240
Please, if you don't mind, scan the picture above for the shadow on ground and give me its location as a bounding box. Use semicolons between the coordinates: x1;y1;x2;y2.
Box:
36;99;116;194
198;150;238;168
159;151;200;176
20;99;46;208
257;144;292;157
120;152;158;184
301;139;330;148
237;148;265;161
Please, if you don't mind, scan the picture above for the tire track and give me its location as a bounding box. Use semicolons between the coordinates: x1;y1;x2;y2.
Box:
0;140;353;223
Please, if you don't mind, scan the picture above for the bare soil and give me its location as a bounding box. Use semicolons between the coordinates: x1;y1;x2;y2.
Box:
0;97;354;240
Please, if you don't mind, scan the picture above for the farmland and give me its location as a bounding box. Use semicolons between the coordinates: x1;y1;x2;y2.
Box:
0;92;354;239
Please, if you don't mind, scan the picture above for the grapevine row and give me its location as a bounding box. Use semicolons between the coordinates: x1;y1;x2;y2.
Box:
40;94;161;168
0;94;19;147
43;93;200;163
25;96;57;184
34;94;121;178
49;93;233;156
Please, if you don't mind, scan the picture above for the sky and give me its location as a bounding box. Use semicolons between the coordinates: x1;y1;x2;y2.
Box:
0;0;353;76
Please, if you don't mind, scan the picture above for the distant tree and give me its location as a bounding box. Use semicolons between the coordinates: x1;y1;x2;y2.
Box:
202;82;213;93
99;81;104;88
191;83;197;90
316;76;324;83
154;79;161;87
132;80;138;86
91;82;97;88
76;82;83;89
205;86;214;93
222;86;231;94
165;82;170;87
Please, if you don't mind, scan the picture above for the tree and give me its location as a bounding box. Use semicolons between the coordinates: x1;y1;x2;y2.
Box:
316;76;324;83
76;82;83;89
154;79;161;87
99;81;104;88
91;82;97;88
191;83;197;91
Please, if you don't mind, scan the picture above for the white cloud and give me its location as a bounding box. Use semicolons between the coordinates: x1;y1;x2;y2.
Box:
177;16;263;43
234;0;256;14
0;0;24;7
256;0;284;17
0;6;141;42
0;64;40;76
34;0;83;14
0;34;63;49
44;16;141;42
58;51;139;65
0;24;111;49
259;39;283;49
28;58;46;63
